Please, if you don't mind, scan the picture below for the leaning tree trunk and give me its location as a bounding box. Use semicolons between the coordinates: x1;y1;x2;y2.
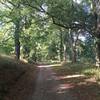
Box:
14;20;20;60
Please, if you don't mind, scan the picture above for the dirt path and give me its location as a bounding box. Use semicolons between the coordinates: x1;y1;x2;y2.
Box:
4;65;77;100
32;65;76;100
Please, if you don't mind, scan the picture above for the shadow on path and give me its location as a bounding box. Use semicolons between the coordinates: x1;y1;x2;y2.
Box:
32;64;77;100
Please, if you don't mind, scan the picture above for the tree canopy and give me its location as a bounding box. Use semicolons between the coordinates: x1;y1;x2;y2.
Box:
0;0;100;65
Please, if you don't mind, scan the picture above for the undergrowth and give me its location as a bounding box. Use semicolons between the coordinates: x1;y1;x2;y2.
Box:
53;62;100;82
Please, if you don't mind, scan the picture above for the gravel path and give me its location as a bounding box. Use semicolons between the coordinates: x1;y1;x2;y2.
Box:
32;66;76;100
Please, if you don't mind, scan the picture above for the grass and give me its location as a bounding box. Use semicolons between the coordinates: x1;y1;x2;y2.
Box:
53;62;100;81
53;62;100;100
83;68;100;80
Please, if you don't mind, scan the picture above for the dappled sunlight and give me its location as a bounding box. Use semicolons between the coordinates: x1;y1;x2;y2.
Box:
77;82;87;85
38;65;52;68
0;54;15;59
57;90;66;94
55;74;85;80
38;64;61;68
71;82;100;100
57;83;74;90
0;0;100;99
55;83;74;94
51;83;74;94
85;77;97;83
53;63;100;100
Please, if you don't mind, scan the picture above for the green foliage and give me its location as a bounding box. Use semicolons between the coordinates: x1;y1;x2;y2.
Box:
0;0;98;63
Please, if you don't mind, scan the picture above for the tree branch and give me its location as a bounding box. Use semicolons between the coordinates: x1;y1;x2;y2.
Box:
21;1;90;31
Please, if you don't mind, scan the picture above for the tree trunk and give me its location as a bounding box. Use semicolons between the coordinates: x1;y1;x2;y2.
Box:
72;46;77;63
63;43;67;61
70;43;77;63
94;11;100;66
72;32;79;63
14;20;20;60
69;30;77;63
95;40;100;67
59;32;64;61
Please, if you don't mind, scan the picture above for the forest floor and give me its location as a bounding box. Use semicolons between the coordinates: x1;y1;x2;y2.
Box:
1;57;100;100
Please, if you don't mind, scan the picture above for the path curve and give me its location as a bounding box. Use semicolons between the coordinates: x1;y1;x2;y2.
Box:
32;65;76;100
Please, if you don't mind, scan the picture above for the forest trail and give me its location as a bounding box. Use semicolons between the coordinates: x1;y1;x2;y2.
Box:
3;63;100;100
32;65;76;100
4;64;77;100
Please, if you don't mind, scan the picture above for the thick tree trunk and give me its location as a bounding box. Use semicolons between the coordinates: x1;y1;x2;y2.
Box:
94;12;100;66
69;30;77;63
14;20;20;60
95;40;100;67
72;33;79;63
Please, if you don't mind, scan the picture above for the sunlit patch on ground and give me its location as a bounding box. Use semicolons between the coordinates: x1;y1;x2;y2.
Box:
85;77;96;83
55;74;85;80
38;64;61;68
55;83;74;94
58;83;74;90
51;83;74;94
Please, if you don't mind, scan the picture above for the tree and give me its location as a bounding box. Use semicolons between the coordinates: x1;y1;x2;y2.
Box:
0;0;33;59
0;0;99;64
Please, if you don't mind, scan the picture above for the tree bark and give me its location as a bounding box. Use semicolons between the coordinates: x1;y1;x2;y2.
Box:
72;46;77;63
62;33;68;61
93;0;100;66
68;29;78;63
95;39;100;67
14;20;20;60
59;32;64;61
73;32;79;63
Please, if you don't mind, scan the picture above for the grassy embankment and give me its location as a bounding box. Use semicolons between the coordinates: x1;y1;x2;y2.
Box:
53;62;100;100
0;55;36;100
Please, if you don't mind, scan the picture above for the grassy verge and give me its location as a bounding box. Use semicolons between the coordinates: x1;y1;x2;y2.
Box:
53;62;100;82
0;55;35;100
53;62;100;100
